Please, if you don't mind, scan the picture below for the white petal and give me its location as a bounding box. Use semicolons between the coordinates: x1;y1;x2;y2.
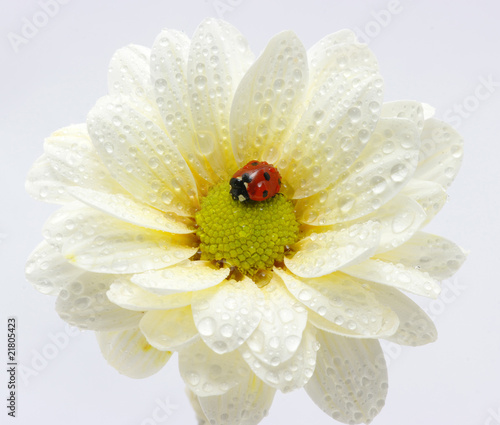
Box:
96;327;171;379
413;117;463;188
151;29;216;185
43;124;126;195
368;194;426;253
305;332;388;424
307;309;362;338
198;373;276;425
368;283;437;346
107;280;194;311
231;31;308;165
281;38;383;199
240;324;318;392
25;155;73;204
401;179;447;225
67;187;195;234
108;45;153;100
243;275;308;365
87;96;199;216
191;277;263;354
187;18;254;179
56;273;143;331
187;388;210;424
422;103;436;119
307;30;358;73
342;259;441;298
140;306;199;351
131;260;229;295
285;221;380;278
375;231;467;280
296;117;420;225
381;100;425;132
179;338;250;396
43;203;197;274
275;269;398;338
25;241;82;296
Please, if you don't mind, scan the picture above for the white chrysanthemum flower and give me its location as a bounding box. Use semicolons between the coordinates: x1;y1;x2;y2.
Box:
26;18;466;425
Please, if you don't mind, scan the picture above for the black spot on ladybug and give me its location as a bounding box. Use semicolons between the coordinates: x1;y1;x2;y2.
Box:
242;173;252;183
251;161;259;166
262;190;268;198
278;179;282;185
263;172;270;181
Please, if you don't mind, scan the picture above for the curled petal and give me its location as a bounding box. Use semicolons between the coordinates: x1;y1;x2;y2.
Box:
401;179;447;225
342;259;441;298
43;203;197;274
43;124;126;195
96;328;171;379
243;275;308;366
368;283;437;346
375;231;467;280
107;280;194;311
108;44;154;101
67;187;195;234
151;28;216;184
191;277;263;354
132;260;229;295
381;100;425;132
240;324;318;392
198;373;276;425
285;221;380;278
282;37;383;199
276;269;398;338
231;30;308;166
26;155;73;204
414;118;463;188
140;307;199;351
87;95;199;216
305;331;388;424
297;117;420;225
187;18;254;179
26;241;83;296
56;273;143;331
179;338;251;397
368;195;426;253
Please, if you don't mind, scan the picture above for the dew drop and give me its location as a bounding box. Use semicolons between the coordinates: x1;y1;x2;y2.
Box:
370;176;387;195
285;335;301;352
104;142;114;154
197;317;216;336
220;324;234;338
348;107;361;122
390;163;408;182
194;75;207;90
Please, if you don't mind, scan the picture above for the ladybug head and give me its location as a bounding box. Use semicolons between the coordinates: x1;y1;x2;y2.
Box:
229;177;250;202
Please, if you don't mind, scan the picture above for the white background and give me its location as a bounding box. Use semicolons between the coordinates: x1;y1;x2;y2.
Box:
1;0;499;424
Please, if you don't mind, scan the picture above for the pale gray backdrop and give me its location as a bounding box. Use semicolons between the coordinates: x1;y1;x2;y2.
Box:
1;0;499;424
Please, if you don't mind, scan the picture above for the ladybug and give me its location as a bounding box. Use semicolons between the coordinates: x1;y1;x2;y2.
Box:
230;161;282;202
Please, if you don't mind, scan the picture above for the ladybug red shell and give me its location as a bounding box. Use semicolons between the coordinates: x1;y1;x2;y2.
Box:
230;161;282;202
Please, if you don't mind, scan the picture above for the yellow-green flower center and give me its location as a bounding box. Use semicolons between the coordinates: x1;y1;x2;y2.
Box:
195;182;299;276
